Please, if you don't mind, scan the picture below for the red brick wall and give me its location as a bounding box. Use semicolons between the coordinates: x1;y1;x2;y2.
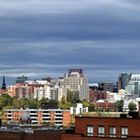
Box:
75;117;140;137
0;130;62;140
62;111;71;127
61;133;82;140
89;90;107;102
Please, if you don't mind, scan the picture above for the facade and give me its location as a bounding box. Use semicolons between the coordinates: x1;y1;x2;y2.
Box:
61;103;140;140
3;109;71;127
89;88;120;111
95;101;115;111
7;85;17;97
125;74;140;98
34;84;49;100
117;73;131;91
6;70;88;101
7;78;65;101
50;87;58;101
98;82;114;92
89;89;107;102
0;129;62;140
15;85;34;99
70;103;88;115
64;69;89;101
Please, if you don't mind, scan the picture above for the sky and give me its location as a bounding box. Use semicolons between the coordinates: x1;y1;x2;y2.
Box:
0;0;140;85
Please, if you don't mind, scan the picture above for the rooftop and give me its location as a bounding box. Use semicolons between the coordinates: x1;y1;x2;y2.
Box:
76;112;135;118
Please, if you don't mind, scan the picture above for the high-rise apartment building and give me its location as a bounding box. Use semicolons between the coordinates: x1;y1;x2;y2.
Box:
15;84;34;99
125;74;140;98
98;82;114;92
63;69;89;101
117;73;131;91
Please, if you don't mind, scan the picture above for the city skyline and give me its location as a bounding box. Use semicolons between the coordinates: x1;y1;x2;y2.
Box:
0;0;140;85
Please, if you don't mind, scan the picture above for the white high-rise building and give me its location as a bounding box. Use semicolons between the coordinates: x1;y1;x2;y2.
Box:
33;79;64;101
34;84;51;100
33;80;51;100
125;74;140;98
63;69;89;101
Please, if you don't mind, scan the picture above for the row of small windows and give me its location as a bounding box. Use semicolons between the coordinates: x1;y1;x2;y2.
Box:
87;126;128;138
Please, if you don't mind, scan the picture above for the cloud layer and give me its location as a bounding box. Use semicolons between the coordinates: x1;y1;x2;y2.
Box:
0;0;140;85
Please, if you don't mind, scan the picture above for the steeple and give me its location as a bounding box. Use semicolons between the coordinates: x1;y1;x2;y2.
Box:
2;75;6;90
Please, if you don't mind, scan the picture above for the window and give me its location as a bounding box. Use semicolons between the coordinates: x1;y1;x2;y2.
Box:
98;126;105;137
109;127;116;137
121;127;128;138
87;126;93;136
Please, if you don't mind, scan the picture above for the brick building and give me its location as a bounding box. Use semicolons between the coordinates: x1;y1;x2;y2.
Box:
61;103;140;140
89;89;107;102
0;130;62;140
3;109;71;127
95;102;115;111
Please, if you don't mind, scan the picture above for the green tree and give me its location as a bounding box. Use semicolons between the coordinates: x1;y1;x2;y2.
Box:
115;100;124;112
12;98;23;109
82;100;90;107
21;98;30;108
0;94;13;110
39;98;49;108
128;102;137;111
67;91;80;106
59;96;71;109
28;99;38;109
1;105;12;116
89;103;95;112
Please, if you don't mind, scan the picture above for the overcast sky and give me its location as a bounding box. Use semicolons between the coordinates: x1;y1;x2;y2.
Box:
0;0;140;85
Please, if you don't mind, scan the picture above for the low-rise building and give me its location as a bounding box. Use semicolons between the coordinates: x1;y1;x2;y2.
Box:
61;103;140;140
70;103;88;115
3;109;71;127
89;89;107;102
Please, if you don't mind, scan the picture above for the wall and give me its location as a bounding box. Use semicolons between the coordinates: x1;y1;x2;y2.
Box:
75;116;140;138
0;130;62;140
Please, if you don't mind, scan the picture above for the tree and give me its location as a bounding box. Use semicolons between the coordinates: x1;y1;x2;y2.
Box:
115;100;124;112
59;96;71;109
0;94;13;110
128;102;137;111
67;91;80;106
12;98;23;109
21;98;31;109
12;98;39;109
1;105;12;116
39;98;49;108
89;103;95;112
82;100;90;107
28;99;38;109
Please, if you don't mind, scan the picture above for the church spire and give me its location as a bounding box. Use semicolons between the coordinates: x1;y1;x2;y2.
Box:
2;75;6;90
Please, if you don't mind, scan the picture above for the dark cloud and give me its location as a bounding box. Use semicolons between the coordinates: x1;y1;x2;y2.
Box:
0;0;140;85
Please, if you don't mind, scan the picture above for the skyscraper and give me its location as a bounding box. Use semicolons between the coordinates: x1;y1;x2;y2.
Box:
117;73;131;91
125;74;140;98
64;69;89;101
